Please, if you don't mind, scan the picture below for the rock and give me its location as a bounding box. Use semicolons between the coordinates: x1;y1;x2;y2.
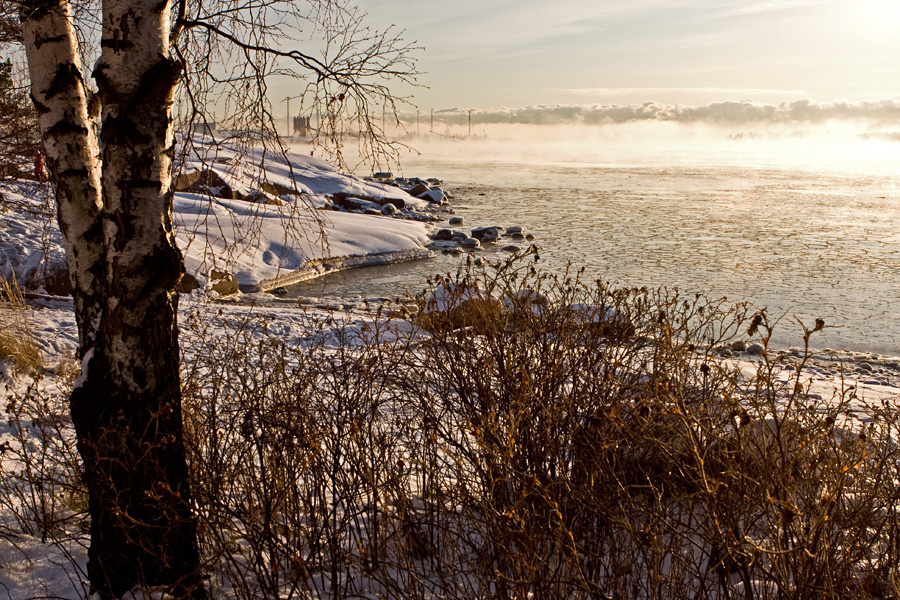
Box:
471;226;500;243
502;245;520;253
506;225;523;234
381;203;398;215
247;190;284;206
426;178;443;185
173;169;203;191
177;272;200;294
448;217;464;225
331;192;405;210
526;234;535;240
408;182;431;197
432;228;455;241
363;208;382;216
379;197;406;210
208;269;239;296
450;231;469;242
178;169;235;199
461;238;481;249
270;287;288;296
859;362;874;372
747;342;765;356
373;171;393;180
330;194;382;212
417;188;447;204
510;232;525;240
260;181;300;197
730;340;747;352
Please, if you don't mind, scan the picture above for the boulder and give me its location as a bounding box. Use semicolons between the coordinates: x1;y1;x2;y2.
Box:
174;169;237;199
208;269;239;296
448;216;464;225
408;182;431;197
173;169;203;191
260;181;300;197
461;237;481;249
380;197;406;210
246;190;284;206
417;188;447;205
506;225;523;234
471;226;500;243
331;192;404;210
381;203;398;215
330;194;382;212
177;272;200;294
432;228;455;241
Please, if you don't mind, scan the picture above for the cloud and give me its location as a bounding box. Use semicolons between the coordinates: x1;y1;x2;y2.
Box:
402;99;900;126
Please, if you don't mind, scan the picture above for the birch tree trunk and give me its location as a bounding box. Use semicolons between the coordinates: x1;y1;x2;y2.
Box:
20;0;205;597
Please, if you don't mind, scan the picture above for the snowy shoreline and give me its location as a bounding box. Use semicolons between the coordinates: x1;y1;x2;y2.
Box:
1;140;447;297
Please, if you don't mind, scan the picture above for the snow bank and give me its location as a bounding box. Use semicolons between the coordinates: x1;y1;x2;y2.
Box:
1;137;436;295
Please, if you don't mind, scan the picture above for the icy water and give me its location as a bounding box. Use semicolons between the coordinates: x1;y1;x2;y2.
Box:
290;135;900;356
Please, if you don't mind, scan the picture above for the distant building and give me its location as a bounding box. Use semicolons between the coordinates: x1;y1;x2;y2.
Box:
293;116;312;137
195;121;217;137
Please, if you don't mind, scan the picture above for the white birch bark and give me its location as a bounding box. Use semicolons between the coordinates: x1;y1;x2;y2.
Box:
20;0;104;351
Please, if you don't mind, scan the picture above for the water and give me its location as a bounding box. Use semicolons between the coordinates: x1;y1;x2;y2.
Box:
290;133;900;356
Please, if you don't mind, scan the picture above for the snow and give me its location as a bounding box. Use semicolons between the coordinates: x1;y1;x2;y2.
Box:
1;139;436;295
175;138;434;291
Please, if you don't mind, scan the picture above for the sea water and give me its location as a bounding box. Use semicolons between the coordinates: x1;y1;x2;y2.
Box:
290;132;900;356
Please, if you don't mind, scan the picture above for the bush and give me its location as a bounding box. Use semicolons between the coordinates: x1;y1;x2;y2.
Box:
4;250;898;598
177;251;900;599
0;59;41;180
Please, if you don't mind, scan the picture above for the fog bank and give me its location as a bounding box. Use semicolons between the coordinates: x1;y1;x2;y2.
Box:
399;98;900;127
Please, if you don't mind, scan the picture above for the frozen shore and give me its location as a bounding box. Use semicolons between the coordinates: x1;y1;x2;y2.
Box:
1;138;446;296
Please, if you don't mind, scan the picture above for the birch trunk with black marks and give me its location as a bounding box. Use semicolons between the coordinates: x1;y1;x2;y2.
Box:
20;0;205;597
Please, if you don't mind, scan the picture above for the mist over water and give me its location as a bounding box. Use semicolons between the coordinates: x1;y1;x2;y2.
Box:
293;123;900;356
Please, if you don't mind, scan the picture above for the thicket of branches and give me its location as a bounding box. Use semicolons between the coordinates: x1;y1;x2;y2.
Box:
4;253;900;599
0;57;40;179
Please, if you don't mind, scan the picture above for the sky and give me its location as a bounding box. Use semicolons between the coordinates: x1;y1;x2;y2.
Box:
350;0;900;111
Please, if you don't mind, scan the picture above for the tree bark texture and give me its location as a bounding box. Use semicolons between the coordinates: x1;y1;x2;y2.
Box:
20;0;206;597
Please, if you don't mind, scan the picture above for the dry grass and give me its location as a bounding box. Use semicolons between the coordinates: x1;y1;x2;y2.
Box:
0;275;43;373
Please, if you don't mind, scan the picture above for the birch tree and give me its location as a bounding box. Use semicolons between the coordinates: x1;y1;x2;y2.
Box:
17;0;417;597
